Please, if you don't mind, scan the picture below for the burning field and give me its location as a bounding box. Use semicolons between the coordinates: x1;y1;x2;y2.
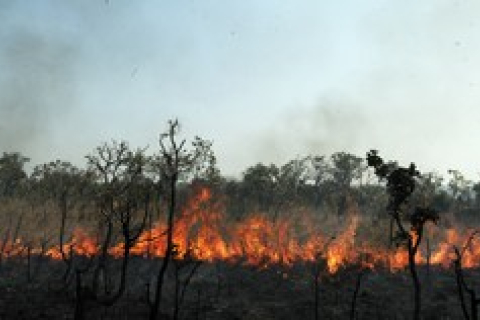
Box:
0;133;479;319
0;186;480;319
5;0;480;318
4;187;480;273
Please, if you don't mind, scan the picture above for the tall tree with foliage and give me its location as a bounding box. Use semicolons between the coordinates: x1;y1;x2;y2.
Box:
0;152;29;198
330;152;365;216
447;169;472;213
367;150;438;320
241;163;279;213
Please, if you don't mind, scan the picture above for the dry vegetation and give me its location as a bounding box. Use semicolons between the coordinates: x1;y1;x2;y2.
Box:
1;121;480;319
0;213;478;320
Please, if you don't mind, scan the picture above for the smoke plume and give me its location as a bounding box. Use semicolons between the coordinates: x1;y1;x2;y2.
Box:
251;100;369;166
0;16;78;159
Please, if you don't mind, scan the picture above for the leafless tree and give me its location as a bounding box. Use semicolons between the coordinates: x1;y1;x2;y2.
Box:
172;244;202;320
68;140;151;318
148;119;217;320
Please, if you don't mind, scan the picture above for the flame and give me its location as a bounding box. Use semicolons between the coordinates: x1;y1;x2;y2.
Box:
46;228;99;259
1;187;480;274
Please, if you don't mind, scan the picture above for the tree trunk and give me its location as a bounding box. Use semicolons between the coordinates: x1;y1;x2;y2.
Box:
150;174;177;320
408;236;422;320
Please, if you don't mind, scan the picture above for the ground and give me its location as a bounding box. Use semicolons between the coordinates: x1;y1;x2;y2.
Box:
0;257;475;319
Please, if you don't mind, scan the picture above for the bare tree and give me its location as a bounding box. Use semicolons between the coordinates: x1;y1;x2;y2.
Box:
31;161;88;278
32;142;151;320
79;141;151;313
172;245;202;320
148;119;217;320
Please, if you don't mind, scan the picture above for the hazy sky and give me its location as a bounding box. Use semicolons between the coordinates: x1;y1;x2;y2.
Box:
1;1;480;179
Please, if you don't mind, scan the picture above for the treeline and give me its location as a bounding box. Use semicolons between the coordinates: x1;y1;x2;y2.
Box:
0;138;479;221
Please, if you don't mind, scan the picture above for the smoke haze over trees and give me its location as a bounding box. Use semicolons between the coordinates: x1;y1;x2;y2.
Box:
2;1;480;178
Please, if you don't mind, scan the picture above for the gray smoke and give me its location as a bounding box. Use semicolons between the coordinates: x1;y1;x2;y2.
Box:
0;13;78;159
252;100;369;165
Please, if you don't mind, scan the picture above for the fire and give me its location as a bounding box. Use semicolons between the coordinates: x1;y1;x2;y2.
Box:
2;187;480;274
324;214;358;273
46;228;99;259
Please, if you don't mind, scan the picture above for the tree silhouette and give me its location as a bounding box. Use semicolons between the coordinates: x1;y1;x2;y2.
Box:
148;119;217;320
366;150;438;320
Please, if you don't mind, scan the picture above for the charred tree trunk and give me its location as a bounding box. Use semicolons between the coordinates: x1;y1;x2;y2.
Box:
426;236;431;289
150;173;177;320
314;274;320;320
350;271;364;320
92;217;113;294
173;260;202;320
74;270;85;320
453;237;480;320
409;236;422;320
147;119;207;319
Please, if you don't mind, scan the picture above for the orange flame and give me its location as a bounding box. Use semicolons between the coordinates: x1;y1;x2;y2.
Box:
2;187;479;274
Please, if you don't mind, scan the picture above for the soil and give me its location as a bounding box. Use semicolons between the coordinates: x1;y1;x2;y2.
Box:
0;256;475;319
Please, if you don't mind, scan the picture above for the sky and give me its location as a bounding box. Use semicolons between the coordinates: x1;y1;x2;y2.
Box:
1;1;480;179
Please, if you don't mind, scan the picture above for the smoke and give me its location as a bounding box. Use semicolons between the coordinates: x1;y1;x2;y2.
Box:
250;100;369;166
0;10;78;159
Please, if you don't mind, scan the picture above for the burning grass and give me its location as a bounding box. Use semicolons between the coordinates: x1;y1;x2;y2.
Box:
1;188;480;319
1;187;479;275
